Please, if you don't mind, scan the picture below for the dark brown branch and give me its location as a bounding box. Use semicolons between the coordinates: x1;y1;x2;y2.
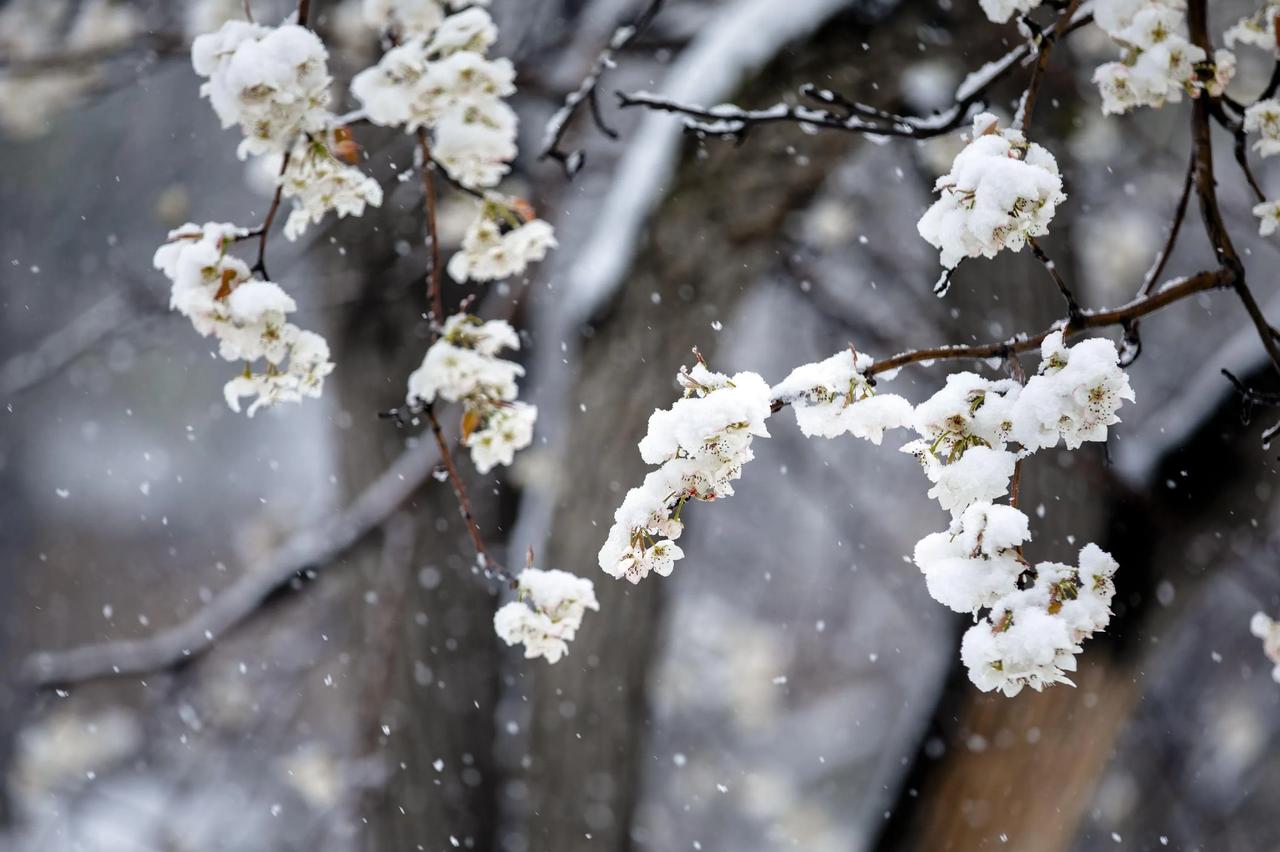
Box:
425;406;514;585
617;10;1093;144
1017;0;1084;132
1188;0;1280;382
415;128;446;323
540;0;666;177
864;268;1236;378
251;152;292;280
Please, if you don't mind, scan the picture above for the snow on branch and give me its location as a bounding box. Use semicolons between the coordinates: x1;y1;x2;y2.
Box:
540;0;667;177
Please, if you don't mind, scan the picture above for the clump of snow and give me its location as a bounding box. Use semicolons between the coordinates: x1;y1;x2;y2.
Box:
771;350;913;443
599;360;772;584
917;112;1066;271
154;223;334;416
494;567;598;663
406;313;537;473
1009;331;1135;451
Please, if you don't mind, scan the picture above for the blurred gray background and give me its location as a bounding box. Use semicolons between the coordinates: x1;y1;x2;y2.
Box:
3;0;1280;850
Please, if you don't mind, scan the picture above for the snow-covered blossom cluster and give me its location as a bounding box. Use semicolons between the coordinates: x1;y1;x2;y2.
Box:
1091;0;1233;115
406;314;536;474
351;0;557;283
353;6;514;187
192;20;332;159
153;223;333;416
277;129;384;240
598;360;772;584
770;349;913;443
0;0;143;137
1250;612;1280;683
1224;5;1280;53
191;15;386;240
447;203;558;283
917;113;1065;271
902;331;1130;694
600;330;1132;695
494;568;598;663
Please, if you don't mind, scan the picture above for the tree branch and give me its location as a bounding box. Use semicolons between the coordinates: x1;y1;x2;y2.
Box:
23;439;441;687
540;0;666;177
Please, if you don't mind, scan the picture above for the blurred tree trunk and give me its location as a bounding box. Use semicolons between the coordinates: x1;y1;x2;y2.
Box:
323;196;503;852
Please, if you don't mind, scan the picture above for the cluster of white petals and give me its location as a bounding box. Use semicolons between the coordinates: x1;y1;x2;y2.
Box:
447;205;557;283
770;350;913;443
192;20;332;159
1092;0;1229;115
406;314;536;473
914;502;1030;614
599;362;772;584
898;332;1130;694
352;7;517;188
1225;6;1280;53
1254;199;1280;236
494;568;598;663
1246;99;1280;160
1250;612;1280;683
1011;331;1136;451
961;544;1118;696
280;131;385;240
917;113;1065;271
154;223;333;416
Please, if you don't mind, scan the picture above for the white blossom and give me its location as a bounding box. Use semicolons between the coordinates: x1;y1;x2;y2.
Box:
1245;99;1280;158
917;112;1066;270
914;502;1029;614
192;20;332;159
909;371;1022;457
1009;331;1135;451
961;543;1117;696
493;568;599;663
1225;6;1280;52
278;131;383;240
599;362;773;584
350;8;516;188
1091;0;1206;115
771;350;913;443
154;223;334;415
465;400;537;474
446;209;557;283
1254;199;1280;236
406;313;538;472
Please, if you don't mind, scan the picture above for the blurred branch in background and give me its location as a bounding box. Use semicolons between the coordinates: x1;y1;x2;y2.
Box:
23;435;439;686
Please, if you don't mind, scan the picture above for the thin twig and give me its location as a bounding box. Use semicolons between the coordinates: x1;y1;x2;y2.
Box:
415;128;445;323
1028;237;1082;326
1140;151;1195;298
1016;0;1084;132
252;152;292;280
616;11;1093;144
540;0;666;176
425;406;514;584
